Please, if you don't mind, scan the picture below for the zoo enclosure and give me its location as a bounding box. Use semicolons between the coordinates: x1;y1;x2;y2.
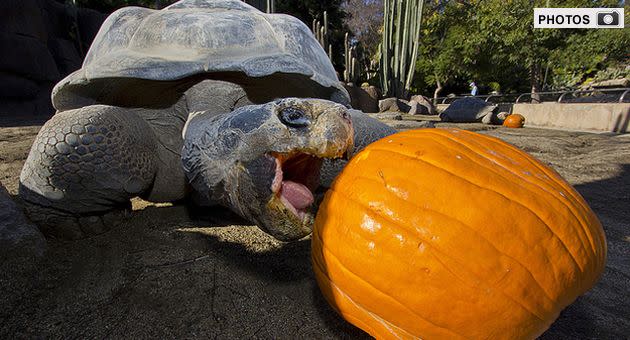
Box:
435;88;630;104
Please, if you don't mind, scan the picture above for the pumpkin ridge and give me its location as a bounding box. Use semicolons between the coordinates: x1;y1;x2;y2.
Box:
453;131;602;281
330;183;552;322
455;129;604;262
458;129;605;266
367;145;585;290
313;224;471;338
314;129;606;338
412;130;595;276
310;256;382;338
311;256;417;339
363;146;586;307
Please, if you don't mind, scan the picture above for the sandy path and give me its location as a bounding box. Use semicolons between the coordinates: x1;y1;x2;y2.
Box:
1;119;628;338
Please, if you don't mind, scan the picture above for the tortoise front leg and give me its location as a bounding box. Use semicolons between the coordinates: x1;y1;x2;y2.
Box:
19;105;159;239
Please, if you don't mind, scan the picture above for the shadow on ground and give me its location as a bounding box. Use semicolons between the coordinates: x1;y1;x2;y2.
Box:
541;164;630;339
0;123;628;338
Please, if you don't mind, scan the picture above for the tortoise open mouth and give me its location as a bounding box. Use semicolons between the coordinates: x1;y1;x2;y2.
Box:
270;152;327;221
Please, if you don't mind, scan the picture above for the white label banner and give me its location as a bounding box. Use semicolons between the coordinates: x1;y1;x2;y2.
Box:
534;8;624;28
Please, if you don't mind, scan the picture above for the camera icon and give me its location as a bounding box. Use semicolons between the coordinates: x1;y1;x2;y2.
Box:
597;11;619;26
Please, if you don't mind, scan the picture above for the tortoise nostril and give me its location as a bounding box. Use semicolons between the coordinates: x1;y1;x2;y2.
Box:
279;107;310;128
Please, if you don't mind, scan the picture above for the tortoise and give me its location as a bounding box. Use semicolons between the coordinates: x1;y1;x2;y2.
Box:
19;0;395;241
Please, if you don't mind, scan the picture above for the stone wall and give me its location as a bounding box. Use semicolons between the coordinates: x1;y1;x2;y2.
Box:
513;103;630;133
0;0;105;118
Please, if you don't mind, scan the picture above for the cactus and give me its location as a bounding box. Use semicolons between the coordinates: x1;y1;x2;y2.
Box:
311;11;358;83
312;11;333;63
343;33;358;83
380;0;424;98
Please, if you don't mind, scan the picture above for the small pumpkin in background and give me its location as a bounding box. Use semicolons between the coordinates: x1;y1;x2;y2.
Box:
503;113;526;128
312;128;606;339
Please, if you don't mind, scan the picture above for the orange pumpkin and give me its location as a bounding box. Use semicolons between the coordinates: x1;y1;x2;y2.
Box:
312;128;606;339
503;114;526;128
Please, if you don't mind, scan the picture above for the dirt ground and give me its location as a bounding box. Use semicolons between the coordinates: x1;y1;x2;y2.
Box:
0;117;628;339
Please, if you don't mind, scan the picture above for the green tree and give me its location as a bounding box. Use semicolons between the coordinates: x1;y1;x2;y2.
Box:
413;0;478;99
413;0;628;98
549;8;630;88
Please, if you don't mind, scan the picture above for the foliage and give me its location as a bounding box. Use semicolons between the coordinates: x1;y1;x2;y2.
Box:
413;0;479;98
549;8;630;88
412;0;629;97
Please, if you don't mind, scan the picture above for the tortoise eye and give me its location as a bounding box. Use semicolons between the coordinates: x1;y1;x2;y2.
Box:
279;107;310;128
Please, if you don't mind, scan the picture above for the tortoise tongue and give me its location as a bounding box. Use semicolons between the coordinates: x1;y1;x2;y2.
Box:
280;180;314;210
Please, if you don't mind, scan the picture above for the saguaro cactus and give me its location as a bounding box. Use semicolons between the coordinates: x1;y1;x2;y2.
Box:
380;0;424;98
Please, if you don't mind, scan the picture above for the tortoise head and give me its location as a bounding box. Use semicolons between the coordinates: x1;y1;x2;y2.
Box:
182;98;353;241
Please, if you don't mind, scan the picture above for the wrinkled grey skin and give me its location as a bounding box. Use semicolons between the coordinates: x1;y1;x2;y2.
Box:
18;0;395;241
183;98;354;240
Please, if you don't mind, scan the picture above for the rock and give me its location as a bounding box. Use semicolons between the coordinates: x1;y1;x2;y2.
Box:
48;38;82;76
0;99;37;116
497;111;510;122
397;99;411;113
408;100;429;115
409;95;437;115
34;83;55;116
439;97;498;123
0;182;46;261
482;111;511;125
343;83;379;113
359;85;380;113
343;83;358;109
77;8;107;51
481;111;494;124
0;32;60;81
379;97;398;112
379;97;408;112
378;97;421;114
0;0;47;41
41;0;74;39
0;0;107;119
0;73;40;99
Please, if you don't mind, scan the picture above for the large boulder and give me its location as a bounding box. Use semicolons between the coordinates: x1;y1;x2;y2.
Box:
77;7;108;51
0;0;106;118
0;0;48;41
343;83;380;113
0;73;40;99
409;95;437;115
379;97;406;112
439;97;498;124
0;32;60;82
359;85;380;113
49;38;83;76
